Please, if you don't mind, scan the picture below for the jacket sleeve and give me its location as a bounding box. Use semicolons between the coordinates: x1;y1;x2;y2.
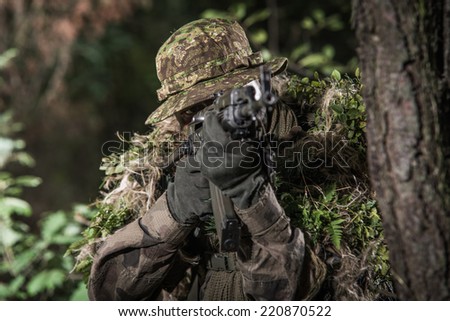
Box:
235;184;305;300
88;192;194;300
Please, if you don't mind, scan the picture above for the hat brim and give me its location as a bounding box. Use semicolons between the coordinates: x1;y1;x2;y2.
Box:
145;57;288;125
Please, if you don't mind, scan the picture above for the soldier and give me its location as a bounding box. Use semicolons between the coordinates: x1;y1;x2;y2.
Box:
88;17;308;300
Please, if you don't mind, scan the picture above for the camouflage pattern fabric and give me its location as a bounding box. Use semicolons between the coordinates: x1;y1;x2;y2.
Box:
146;18;287;125
88;193;194;300
235;184;305;300
88;185;305;300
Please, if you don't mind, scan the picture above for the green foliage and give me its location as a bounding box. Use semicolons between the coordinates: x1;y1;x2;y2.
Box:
202;3;247;21
0;111;35;168
0;203;91;300
202;4;271;48
68;128;173;279
0;48;17;73
289;69;366;151
201;4;356;75
0;109;89;300
294;9;355;74
279;183;390;297
67;202;131;279
82;203;130;240
281;183;387;259
277;70;392;299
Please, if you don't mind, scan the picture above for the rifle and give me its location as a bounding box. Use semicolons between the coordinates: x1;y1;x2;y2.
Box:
166;66;278;252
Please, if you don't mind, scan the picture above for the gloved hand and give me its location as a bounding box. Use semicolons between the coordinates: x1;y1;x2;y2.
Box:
196;110;267;209
166;155;212;224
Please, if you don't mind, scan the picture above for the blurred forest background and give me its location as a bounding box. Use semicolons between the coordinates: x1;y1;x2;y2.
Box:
0;0;358;300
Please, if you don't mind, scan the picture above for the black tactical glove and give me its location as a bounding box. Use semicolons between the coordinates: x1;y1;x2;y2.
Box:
196;110;267;209
166;155;212;224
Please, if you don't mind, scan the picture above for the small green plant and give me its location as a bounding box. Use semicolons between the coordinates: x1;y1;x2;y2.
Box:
0;107;89;300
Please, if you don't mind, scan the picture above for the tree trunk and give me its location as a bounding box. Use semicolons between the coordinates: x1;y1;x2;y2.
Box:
353;0;450;300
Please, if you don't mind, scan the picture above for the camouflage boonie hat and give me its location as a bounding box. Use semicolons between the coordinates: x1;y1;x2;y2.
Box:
146;18;288;125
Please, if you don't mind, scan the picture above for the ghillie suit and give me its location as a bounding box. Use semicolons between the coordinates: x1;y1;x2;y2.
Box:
276;73;393;300
68;18;393;300
69;73;393;300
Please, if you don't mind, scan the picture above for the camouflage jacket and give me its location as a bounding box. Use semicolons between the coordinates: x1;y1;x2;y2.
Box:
86;87;315;301
88;178;305;300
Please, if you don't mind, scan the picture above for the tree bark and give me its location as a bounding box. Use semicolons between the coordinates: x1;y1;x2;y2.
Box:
353;0;450;300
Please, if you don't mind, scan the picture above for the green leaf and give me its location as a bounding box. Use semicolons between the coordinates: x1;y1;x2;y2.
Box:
73;203;96;219
331;69;341;81
12;249;38;274
249;29;268;45
9;275;25;294
73;256;93;274
243;9;270;27
299;53;327;67
328;218;345;250
312;9;325;23
14;152;35;167
26;269;66;296
337;113;348;123
301;17;315;30
41;211;68;242
13;139;25;149
69;282;89;301
201;9;231;19
324;185;336;203
52;233;80;245
347;108;361;119
0;197;32;217
290;43;311;61
0;223;22;246
312;81;323;88
331;104;344;114
4;186;23;197
0;48;18;69
0;171;11;180
66;238;88;255
15;176;42;188
0;283;10;299
61;254;75;271
64;221;82;237
230;3;247;20
327;15;344;31
0;137;15;168
323;45;335;59
301;77;310;84
355;67;361;78
113;163;125;174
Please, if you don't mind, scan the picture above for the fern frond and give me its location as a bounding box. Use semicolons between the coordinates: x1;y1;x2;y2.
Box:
327;218;345;250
